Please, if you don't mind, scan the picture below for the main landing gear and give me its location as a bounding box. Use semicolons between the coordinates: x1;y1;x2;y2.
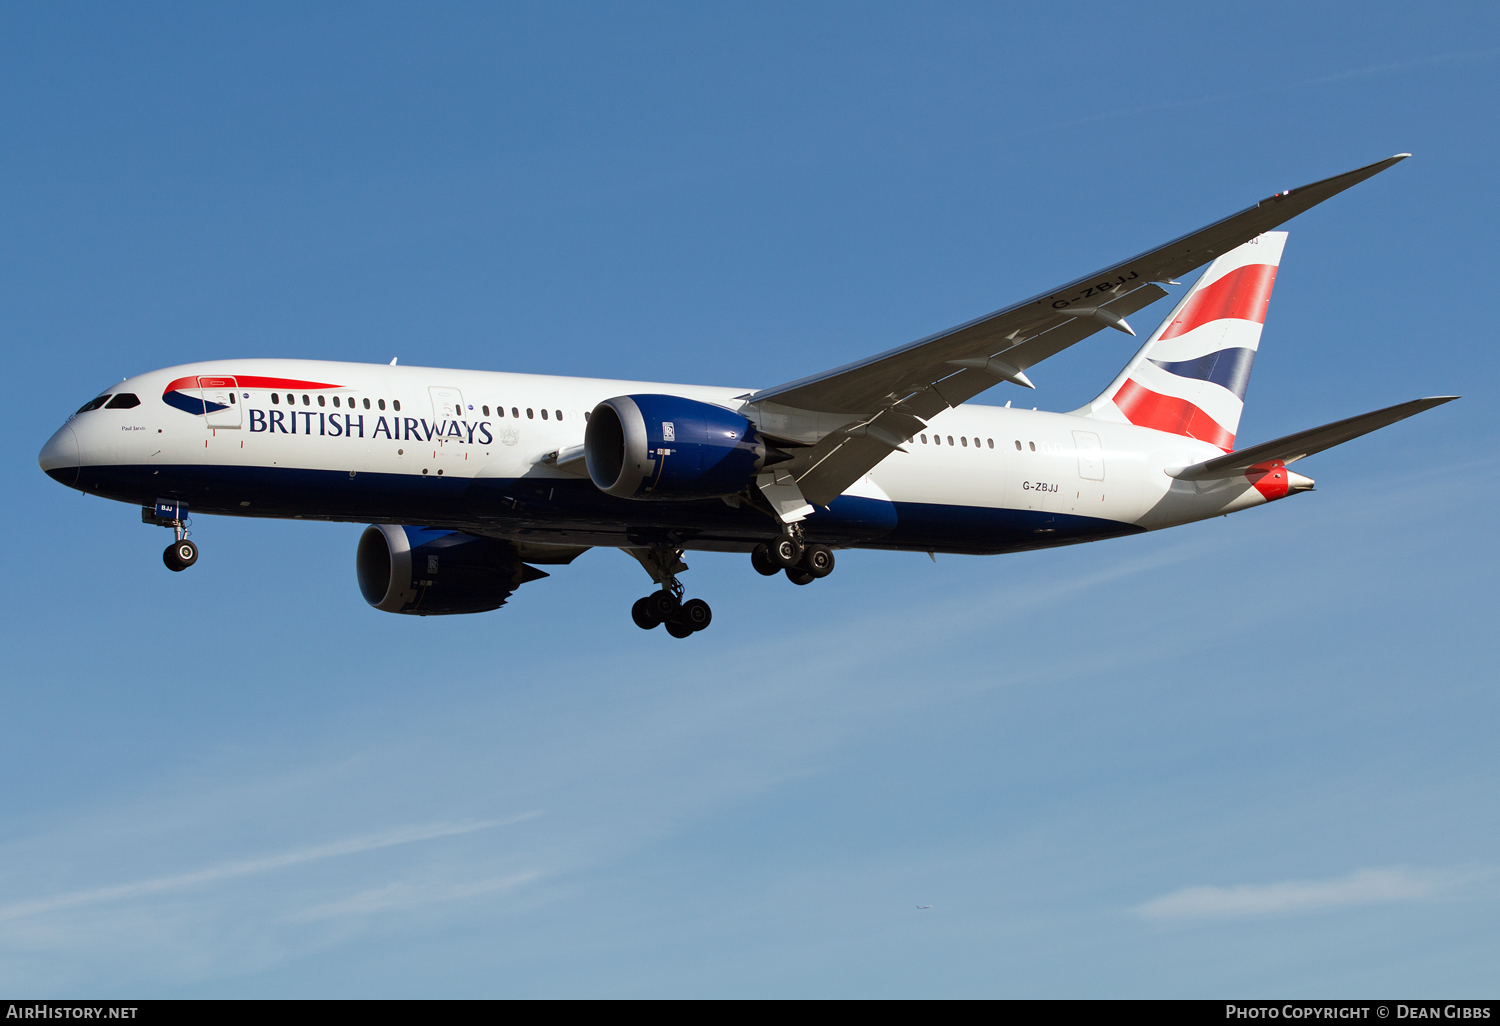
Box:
142;498;199;572
626;546;713;638
750;530;835;586
632;591;712;638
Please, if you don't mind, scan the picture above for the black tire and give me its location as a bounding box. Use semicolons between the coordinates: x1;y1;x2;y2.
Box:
750;543;780;577
770;536;803;569
802;544;835;578
647;590;679;621
631;596;661;630
785;566;815;586
163;539;198;572
664;619;695;639
678;598;712;632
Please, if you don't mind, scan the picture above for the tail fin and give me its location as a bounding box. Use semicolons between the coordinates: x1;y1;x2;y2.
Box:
1080;231;1286;450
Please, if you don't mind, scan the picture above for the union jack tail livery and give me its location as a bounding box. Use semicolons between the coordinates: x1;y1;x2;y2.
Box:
1084;231;1286;450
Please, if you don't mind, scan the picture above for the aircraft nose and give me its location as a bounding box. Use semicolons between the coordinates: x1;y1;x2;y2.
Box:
39;423;81;487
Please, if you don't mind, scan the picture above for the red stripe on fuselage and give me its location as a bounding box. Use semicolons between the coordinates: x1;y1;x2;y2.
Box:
1113;378;1235;450
1159;263;1278;340
163;375;343;394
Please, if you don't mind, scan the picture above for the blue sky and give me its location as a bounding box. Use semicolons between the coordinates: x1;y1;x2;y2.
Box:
2;2;1497;997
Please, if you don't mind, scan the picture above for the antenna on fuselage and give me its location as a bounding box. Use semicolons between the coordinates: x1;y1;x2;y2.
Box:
390;357;398;365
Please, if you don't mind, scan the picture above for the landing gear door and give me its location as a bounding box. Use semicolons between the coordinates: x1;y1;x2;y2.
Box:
199;376;241;428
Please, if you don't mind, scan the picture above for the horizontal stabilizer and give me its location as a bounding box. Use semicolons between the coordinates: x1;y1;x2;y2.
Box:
1170;396;1458;481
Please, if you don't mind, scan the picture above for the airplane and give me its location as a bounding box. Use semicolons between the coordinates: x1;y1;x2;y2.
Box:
38;154;1456;639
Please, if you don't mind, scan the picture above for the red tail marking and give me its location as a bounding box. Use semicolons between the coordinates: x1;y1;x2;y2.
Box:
1113;379;1234;450
1246;460;1289;500
1159;263;1278;340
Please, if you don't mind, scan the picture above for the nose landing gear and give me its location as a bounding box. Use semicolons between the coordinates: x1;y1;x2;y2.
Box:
143;498;199;572
623;546;713;638
164;539;199;571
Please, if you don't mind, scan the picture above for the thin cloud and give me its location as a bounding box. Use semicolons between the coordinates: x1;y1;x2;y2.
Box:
293;871;544;921
1061;47;1500;126
0;814;539;923
1132;867;1481;921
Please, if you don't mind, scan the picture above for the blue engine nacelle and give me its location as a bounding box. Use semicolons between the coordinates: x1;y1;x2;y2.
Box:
356;525;548;615
584;394;769;500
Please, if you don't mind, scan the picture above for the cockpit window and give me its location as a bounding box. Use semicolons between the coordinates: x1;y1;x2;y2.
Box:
105;393;140;409
75;395;111;414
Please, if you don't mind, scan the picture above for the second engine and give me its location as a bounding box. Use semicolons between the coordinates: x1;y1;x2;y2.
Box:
356;525;548;615
584;394;774;501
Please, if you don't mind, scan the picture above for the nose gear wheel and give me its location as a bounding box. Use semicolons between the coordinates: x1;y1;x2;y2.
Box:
144;500;200;572
164;539;199;572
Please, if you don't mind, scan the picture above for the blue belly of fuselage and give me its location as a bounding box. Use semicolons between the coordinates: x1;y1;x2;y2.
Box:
55;462;1141;555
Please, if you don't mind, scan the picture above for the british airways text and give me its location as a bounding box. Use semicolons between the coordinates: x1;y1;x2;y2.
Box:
247;410;494;444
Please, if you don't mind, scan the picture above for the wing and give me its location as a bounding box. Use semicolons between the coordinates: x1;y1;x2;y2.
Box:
1170;396;1458;482
742;154;1411;510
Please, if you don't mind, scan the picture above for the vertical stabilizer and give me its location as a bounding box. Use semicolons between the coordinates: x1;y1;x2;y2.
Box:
1079;231;1286;450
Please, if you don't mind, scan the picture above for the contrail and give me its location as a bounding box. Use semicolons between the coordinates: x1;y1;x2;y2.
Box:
1059;47;1500;127
0;813;539;922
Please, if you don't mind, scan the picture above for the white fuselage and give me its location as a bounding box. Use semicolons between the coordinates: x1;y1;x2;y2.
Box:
42;358;1298;556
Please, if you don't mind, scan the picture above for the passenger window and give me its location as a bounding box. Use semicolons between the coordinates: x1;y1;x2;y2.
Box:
497;406;505;417
1029;442;1035;451
512;407;519;418
919;433;926;443
933;435;940;445
556;410;563;421
393;400;401;411
271;393;280;404
987;438;993;448
1014;440;1021;450
584;411;590;421
527;409;534;419
302;395;310;405
364;398;371;409
286;393;295;404
482;406;490;416
317;395;326;407
378;399;386;410
961;436;967;447
541;409;548;420
947;435;954;446
332;396;340;407
76;395;111;414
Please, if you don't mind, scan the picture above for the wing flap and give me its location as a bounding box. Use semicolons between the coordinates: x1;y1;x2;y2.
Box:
794;432;908;506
